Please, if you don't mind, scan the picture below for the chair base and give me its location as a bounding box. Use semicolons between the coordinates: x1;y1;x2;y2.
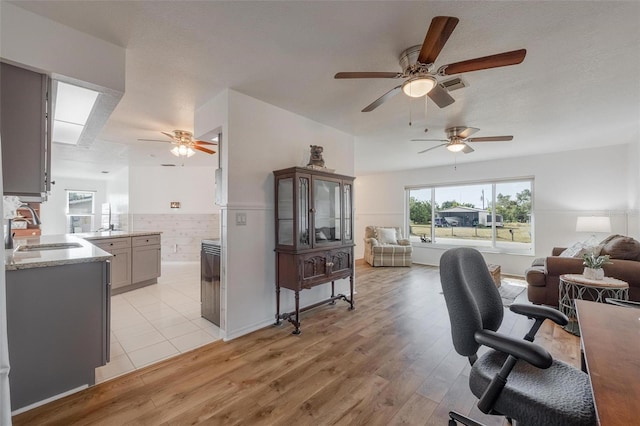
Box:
448;411;514;426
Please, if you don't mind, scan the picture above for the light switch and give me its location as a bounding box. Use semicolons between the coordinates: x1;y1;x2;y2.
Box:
236;212;247;226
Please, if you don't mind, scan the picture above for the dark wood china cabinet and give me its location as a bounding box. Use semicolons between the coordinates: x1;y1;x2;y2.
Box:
273;167;355;334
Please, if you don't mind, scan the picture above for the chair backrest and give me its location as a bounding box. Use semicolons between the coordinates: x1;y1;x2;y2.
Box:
365;226;403;240
440;247;504;357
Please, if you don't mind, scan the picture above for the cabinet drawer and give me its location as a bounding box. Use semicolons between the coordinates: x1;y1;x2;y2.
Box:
93;237;131;252
132;235;161;247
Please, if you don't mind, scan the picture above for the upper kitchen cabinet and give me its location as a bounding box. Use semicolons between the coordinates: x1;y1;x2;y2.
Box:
1;62;51;201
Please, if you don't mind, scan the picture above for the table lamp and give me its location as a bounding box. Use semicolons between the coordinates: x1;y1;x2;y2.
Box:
576;216;611;248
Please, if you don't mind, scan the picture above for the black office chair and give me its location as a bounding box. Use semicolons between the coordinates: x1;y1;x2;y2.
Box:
439;247;596;426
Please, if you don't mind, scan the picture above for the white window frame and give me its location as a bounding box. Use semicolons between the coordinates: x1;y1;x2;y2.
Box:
66;190;96;233
405;177;534;254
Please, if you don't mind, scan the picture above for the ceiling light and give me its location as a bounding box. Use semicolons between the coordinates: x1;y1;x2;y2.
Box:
52;82;99;145
170;145;196;158
447;142;466;152
401;75;437;98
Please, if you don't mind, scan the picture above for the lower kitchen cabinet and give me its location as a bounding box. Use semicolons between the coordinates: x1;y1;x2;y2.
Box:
132;235;161;283
6;261;110;411
92;237;132;289
87;234;161;294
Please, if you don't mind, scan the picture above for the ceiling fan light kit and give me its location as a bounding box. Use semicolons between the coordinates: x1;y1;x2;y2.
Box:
401;75;436;97
446;141;466;152
171;145;196;158
334;16;526;112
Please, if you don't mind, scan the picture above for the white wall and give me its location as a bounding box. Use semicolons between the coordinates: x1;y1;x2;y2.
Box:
355;144;631;276
629;141;640;238
40;177;107;235
195;90;355;340
129;166;219;214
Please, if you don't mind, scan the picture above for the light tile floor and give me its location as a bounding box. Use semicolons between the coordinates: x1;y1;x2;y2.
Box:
95;261;221;383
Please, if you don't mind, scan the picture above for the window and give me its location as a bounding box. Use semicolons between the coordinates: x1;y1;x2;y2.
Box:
407;179;533;253
67;190;95;233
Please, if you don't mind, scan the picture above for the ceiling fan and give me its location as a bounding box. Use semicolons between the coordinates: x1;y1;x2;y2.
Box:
138;130;216;157
334;16;526;112
413;127;513;154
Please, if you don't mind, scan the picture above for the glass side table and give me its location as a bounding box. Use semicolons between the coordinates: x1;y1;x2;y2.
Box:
559;274;629;336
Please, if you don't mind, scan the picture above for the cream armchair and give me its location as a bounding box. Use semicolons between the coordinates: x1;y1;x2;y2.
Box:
364;226;413;267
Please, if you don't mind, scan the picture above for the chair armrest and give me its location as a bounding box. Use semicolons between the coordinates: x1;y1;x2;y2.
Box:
397;238;410;246
552;247;567;256
510;303;568;326
546;256;584;276
364;237;379;247
474;330;552;369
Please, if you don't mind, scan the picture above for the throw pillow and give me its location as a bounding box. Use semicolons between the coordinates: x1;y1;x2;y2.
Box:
559;242;588;258
600;236;640;260
377;228;397;245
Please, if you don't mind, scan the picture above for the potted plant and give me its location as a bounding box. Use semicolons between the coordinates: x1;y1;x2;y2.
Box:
582;253;612;280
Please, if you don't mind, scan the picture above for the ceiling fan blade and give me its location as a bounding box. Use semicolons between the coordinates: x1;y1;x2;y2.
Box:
453;127;480;139
362;85;402;112
334;72;401;79
161;131;175;140
466;136;513;142
427;84;455;108
418;16;459;64
418;143;448;154
193;145;216;155
462;143;475;154
137;138;172;143
441;49;527;75
411;139;447;142
194;140;217;146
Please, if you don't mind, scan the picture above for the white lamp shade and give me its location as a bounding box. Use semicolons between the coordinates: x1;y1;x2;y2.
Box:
401;76;436;98
576;216;611;233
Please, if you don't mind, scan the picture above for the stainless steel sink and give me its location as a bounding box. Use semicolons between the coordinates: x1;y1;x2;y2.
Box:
16;242;83;252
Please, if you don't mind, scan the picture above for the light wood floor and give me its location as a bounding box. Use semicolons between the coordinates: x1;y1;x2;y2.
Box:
14;263;580;425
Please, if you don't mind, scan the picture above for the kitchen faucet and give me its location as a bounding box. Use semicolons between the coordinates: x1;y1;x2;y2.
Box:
4;204;42;249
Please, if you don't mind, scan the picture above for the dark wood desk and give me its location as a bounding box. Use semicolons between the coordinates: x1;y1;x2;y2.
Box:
576;300;640;425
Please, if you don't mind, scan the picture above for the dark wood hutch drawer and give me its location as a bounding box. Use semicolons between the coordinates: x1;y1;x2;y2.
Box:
276;247;352;291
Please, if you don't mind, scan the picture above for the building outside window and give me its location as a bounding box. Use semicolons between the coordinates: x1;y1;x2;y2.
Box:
407;179;533;253
67;190;95;233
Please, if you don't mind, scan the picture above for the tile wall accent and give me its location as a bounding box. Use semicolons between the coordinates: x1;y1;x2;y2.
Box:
132;214;220;261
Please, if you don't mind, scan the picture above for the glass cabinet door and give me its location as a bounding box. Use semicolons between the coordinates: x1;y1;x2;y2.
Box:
344;183;353;242
298;176;310;247
277;177;294;246
313;178;341;245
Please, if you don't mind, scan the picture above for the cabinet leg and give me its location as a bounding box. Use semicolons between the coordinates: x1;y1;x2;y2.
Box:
348;275;355;310
274;286;282;326
292;290;301;334
329;281;336;305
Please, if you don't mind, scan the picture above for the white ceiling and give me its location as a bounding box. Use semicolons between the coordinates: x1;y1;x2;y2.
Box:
11;1;640;178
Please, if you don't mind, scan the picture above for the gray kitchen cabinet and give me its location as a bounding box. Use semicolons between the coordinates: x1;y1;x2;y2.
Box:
6;261;110;411
93;237;132;289
1;62;52;201
132;235;161;283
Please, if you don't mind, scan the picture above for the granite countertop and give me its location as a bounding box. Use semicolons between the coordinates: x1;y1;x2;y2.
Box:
74;230;162;241
5;234;112;271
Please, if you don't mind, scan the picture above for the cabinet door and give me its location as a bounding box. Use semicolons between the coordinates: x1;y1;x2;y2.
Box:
1;63;50;199
132;244;161;283
343;182;353;243
110;248;132;288
312;177;342;247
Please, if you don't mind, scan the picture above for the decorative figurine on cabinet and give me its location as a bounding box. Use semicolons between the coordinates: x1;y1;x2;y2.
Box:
306;145;325;168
